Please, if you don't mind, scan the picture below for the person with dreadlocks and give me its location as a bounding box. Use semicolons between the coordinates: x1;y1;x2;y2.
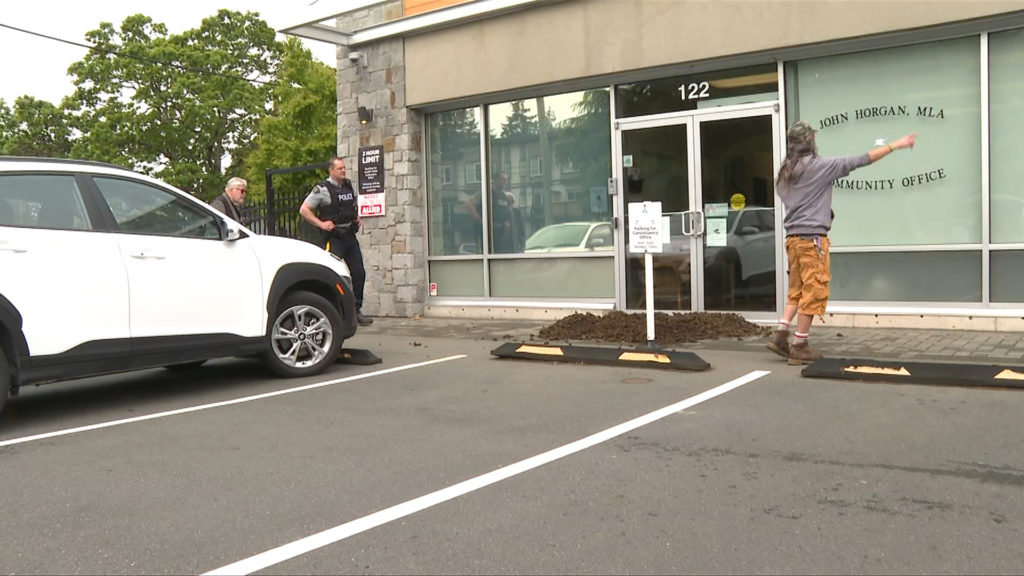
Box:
768;121;916;365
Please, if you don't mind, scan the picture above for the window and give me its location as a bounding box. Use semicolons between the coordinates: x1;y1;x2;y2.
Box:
530;157;543;177
787;37;981;248
426;107;483;257
426;89;614;300
487;88;612;258
989;28;1024;244
93;177;221;239
0;174;90;230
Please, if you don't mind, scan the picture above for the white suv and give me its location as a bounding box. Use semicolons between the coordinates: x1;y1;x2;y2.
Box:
0;157;358;415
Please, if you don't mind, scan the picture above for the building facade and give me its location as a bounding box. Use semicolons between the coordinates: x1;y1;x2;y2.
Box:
283;0;1024;330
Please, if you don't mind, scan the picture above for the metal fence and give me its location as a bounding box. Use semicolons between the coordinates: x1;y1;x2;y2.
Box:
239;161;329;245
240;188;318;243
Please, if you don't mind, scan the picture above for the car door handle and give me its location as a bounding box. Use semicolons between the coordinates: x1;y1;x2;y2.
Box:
130;252;166;260
0;243;27;253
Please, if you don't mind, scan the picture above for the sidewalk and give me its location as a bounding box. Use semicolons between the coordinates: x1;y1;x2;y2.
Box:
359;316;1024;367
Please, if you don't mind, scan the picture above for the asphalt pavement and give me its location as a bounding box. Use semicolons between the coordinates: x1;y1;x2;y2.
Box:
1;316;1022;574
362;315;1024;366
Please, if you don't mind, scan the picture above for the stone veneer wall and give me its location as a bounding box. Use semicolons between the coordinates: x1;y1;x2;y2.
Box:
335;1;425;318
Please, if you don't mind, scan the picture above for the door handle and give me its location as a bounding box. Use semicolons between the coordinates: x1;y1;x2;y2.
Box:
691;211;705;237
131;252;166;260
681;211;706;237
0;243;27;253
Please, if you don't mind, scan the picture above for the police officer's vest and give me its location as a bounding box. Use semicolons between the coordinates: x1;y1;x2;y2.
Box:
319;178;357;225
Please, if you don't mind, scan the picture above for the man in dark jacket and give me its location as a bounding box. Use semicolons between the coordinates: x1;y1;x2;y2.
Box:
299;156;373;326
210;177;247;224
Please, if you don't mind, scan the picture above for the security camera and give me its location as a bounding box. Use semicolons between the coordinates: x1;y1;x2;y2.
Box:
347;51;362;63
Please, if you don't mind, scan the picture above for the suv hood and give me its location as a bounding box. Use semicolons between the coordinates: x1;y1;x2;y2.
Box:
243;234;352;278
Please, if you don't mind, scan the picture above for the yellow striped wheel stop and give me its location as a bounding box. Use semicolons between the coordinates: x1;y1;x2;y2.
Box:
801;357;1024;389
490;342;710;371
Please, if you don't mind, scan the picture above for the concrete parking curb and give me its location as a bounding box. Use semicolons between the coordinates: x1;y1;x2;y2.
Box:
801;357;1024;389
490;342;710;371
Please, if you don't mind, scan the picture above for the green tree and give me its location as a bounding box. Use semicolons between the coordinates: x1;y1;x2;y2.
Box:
66;10;283;198
0;100;10;153
557;89;611;191
500;100;538;139
0;96;72;157
243;38;336;202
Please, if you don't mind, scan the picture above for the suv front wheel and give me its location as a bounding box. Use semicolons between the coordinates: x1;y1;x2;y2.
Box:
263;291;344;377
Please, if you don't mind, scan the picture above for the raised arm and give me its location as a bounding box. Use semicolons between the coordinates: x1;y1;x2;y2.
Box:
869;133;917;163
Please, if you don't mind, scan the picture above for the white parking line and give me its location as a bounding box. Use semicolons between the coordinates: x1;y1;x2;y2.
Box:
204;369;771;576
0;356;466;449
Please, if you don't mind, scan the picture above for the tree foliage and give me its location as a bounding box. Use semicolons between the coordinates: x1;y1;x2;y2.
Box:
0;96;73;157
557;89;611;190
0;10;338;204
243;38;337;201
65;10;283;198
500;101;539;139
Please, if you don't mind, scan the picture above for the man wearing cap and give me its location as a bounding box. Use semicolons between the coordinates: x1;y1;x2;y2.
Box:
768;120;916;365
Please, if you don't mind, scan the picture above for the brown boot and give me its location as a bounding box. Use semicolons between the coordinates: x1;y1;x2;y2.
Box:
766;329;790;359
788;341;823;366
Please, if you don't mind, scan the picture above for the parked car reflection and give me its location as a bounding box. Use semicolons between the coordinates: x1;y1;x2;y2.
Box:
524;221;614;253
627;207;776;310
705;207;775;285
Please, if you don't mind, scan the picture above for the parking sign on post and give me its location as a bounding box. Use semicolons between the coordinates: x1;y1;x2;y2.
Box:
628;201;662;344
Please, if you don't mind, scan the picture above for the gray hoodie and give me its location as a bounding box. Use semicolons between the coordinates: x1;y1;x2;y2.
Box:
780;153;870;236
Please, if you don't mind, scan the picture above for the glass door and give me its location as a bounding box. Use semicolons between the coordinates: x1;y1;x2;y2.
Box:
617;105;779;316
619;120;696;311
694;110;779;313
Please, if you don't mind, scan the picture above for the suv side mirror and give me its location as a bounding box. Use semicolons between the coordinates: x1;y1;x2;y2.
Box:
223;218;243;241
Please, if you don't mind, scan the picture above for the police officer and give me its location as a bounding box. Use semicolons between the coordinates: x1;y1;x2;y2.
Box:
299;156;373;326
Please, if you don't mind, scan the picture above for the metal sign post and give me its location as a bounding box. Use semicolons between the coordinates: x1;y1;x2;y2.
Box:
628;201;663;345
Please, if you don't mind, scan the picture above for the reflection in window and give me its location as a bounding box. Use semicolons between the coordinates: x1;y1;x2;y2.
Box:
831;251;981;302
0;174;92;229
992;251;1024;303
427;107;483;256
989;28;1024;244
93;177;220;239
486;88;613;255
0;175;90;230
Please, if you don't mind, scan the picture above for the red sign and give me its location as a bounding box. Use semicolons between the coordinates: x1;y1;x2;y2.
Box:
358;193;385;217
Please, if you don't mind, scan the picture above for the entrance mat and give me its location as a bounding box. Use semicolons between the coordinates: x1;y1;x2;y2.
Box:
802;357;1024;390
337;348;383;365
490;342;710;372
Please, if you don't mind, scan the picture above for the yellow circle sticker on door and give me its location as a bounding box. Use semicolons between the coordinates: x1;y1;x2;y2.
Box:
729;193;746;211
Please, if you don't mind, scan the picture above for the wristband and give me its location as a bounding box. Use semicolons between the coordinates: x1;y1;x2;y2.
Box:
888;142;895;152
